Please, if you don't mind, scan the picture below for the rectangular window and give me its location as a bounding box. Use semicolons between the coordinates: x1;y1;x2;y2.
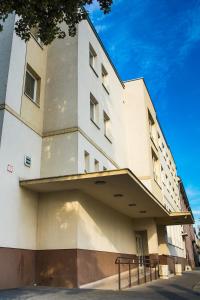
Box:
152;150;160;183
24;65;40;103
161;166;165;184
94;159;100;172
30;27;43;46
103;111;111;141
84;151;90;173
89;43;97;70
90;94;99;126
148;111;156;144
102;64;109;92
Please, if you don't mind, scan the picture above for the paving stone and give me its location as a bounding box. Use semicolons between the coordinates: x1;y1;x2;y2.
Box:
0;270;200;300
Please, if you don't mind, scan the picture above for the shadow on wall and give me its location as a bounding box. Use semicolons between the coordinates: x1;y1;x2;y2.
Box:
44;31;78;133
36;189;137;287
41;133;77;177
76;191;136;286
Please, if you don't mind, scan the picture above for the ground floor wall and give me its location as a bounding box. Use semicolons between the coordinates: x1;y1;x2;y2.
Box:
0;188;193;289
159;254;187;274
0;111;41;249
0;247;137;289
0;247;35;289
0;247;190;289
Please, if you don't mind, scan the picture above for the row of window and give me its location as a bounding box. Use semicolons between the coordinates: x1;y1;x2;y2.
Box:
148;111;176;176
90;93;112;141
84;151;107;173
89;43;109;93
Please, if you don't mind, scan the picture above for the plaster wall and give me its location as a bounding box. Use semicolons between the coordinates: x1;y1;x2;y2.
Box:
37;191;136;254
40;131;78;177
0;111;41;249
123;80;152;179
43;24;78;133
20;37;48;134
5;17;26;114
37;191;79;250
0;15;14;104
77;132;116;173
0;110;4;146
132;218;159;254
77;21;126;169
78;193;136;254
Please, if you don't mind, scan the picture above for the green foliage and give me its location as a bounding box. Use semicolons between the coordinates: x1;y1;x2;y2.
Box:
0;0;112;45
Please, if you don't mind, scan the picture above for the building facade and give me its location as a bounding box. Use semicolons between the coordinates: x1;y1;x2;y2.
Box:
0;15;194;289
179;179;199;268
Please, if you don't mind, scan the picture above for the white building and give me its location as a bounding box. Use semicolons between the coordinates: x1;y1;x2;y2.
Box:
0;15;193;289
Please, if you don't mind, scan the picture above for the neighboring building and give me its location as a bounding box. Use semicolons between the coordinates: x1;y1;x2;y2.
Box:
0;15;194;289
179;178;196;268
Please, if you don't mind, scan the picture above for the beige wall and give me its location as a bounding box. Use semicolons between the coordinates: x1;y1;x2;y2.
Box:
43;24;78;133
157;225;170;255
40;131;78;177
37;191;79;249
0;111;41;249
77;193;136;254
77;21;126;171
132;218;159;254
37;191;136;254
123;80;152;178
21;37;47;134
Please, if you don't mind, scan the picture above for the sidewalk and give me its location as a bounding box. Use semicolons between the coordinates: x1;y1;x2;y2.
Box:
0;270;200;300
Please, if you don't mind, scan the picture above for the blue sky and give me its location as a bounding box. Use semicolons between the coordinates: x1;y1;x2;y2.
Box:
87;0;200;224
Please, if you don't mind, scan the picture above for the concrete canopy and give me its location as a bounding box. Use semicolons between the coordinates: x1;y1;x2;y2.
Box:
20;169;193;224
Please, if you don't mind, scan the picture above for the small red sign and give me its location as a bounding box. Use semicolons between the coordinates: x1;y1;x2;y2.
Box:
7;164;14;173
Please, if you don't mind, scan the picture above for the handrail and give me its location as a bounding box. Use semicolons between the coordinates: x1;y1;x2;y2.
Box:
115;256;160;290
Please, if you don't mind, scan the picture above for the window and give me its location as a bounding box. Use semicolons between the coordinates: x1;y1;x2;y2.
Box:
30;27;43;46
103;166;107;171
103;111;111;141
158;133;162;150
161;166;165;184
90;94;99;126
84;151;90;173
89;43;97;71
148;111;157;144
94;159;100;172
24;65;40;103
102;64;109;93
152;150;160;183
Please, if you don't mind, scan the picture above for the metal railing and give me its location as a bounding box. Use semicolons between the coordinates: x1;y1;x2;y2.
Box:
115;256;160;290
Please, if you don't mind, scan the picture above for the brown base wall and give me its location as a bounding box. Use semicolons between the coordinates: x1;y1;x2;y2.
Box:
0;248;136;289
0;248;191;289
159;255;187;273
35;249;78;288
0;247;35;289
77;249;137;286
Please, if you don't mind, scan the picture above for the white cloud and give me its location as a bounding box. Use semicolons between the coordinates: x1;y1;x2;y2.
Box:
186;186;200;200
179;3;200;60
89;0;200;98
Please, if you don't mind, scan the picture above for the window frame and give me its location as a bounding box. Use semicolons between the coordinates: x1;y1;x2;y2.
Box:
89;43;98;76
103;111;112;142
152;149;160;185
90;94;99;128
84;151;90;173
24;65;41;105
94;159;100;172
30;27;43;48
101;64;109;94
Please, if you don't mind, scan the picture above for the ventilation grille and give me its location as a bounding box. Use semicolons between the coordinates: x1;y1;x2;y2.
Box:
24;155;31;168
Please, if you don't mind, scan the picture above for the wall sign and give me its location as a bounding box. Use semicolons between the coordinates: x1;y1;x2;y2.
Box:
7;164;14;173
